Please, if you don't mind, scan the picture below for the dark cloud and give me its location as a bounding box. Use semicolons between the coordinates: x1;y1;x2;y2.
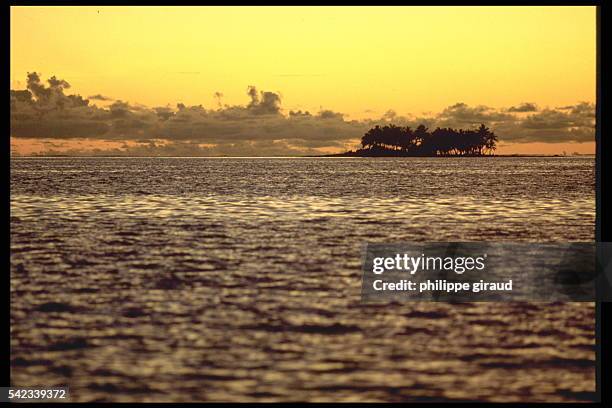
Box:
109;100;132;118
213;92;224;108
24;72;86;108
10;73;595;156
47;76;70;89
246;86;282;115
289;110;312;117
25;72;52;101
10;90;33;104
437;103;515;125
88;94;113;101
508;102;538;112
317;110;344;120
497;104;595;143
154;106;174;121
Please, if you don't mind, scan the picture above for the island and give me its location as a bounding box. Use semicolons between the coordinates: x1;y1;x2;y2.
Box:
332;124;498;157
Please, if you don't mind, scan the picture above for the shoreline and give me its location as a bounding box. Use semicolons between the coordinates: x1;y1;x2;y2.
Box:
314;153;591;158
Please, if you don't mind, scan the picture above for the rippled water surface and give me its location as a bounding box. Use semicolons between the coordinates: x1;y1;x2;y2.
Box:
10;157;596;402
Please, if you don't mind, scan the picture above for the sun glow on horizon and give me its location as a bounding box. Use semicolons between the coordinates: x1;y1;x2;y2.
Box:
10;6;596;155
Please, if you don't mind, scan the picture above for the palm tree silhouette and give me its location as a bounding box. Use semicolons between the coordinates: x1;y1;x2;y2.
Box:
358;123;497;157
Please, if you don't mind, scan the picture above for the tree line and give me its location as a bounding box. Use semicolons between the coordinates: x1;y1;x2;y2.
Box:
359;123;498;156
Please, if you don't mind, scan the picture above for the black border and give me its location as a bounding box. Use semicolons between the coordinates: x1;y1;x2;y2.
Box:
5;1;609;406
596;2;609;407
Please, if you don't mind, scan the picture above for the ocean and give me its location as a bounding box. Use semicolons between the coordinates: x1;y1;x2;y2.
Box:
10;156;596;402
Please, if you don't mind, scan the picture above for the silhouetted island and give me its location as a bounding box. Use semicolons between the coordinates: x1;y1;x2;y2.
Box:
332;123;498;157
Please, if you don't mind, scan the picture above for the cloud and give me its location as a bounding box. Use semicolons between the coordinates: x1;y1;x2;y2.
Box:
88;94;113;101
317;110;344;120
437;103;515;125
507;102;538;112
213;92;223;108
10;73;595;156
246;86;282;115
496;103;595;143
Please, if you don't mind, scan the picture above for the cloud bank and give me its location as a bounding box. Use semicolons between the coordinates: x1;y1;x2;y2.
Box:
11;73;595;156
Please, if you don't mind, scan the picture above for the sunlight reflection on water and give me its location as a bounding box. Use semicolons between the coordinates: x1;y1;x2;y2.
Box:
10;157;595;402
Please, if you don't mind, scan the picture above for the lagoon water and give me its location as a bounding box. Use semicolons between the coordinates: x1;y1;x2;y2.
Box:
10;157;596;402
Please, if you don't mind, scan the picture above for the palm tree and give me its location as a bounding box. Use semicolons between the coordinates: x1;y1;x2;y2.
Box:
359;122;496;156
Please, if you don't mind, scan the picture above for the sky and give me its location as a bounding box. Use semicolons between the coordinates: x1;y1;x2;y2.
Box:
10;6;597;156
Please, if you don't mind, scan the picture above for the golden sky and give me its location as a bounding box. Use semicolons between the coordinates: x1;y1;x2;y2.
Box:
10;6;597;155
